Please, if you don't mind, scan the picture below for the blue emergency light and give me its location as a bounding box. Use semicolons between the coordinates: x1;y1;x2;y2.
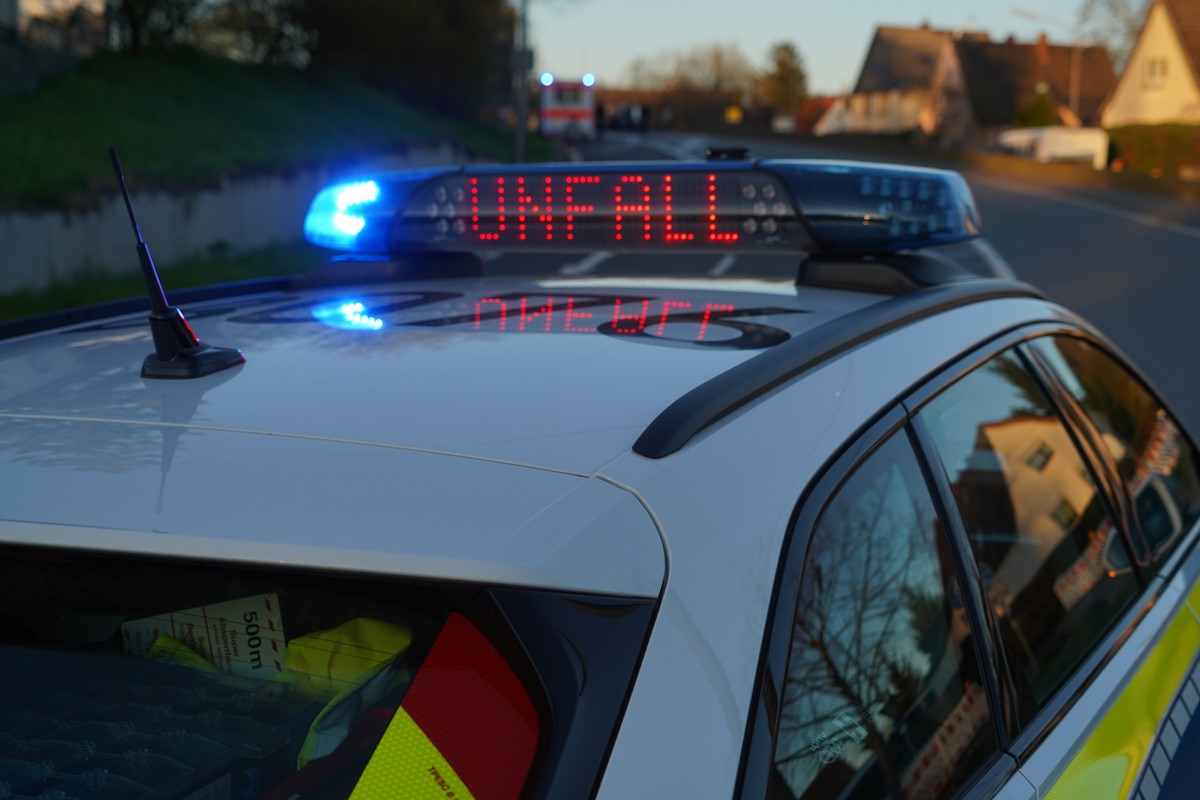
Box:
303;161;981;257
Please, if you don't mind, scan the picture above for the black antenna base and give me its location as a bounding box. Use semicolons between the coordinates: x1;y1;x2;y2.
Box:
142;306;245;379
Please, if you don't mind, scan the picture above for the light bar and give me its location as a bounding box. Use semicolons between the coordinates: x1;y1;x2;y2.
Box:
303;161;981;257
764;160;981;255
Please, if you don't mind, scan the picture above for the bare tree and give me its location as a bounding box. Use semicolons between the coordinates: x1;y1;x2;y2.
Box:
106;0;205;52
190;0;310;67
1078;0;1152;69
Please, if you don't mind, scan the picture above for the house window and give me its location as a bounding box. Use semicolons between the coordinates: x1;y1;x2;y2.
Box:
1145;58;1168;88
1026;441;1054;472
1052;497;1079;530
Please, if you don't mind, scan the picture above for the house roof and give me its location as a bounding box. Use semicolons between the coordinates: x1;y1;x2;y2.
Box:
1161;0;1200;86
793;96;836;133
953;36;1116;127
853;25;988;94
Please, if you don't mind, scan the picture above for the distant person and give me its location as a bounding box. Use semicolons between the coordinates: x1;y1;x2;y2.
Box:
595;103;605;141
640;105;651;133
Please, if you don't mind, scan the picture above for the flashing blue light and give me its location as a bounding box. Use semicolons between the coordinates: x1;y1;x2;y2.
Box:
305;179;381;251
303;167;457;253
540;72;554;87
582;73;595;87
332;180;379;237
313;300;385;331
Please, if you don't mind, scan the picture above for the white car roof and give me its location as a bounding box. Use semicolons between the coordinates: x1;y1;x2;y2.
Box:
0;274;887;596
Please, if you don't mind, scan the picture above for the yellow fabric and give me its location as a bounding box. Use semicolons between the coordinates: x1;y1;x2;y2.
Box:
349;707;476;800
278;617;412;768
281;617;412;699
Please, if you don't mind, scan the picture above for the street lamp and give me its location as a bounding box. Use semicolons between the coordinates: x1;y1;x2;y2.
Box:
1013;7;1083;122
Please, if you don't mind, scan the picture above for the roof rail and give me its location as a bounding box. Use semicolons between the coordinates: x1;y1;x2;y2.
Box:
632;278;1045;458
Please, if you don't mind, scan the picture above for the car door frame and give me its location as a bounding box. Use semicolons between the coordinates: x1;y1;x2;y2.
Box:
737;320;1200;799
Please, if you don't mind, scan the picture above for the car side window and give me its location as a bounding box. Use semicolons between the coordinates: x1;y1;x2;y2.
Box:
771;430;998;800
918;350;1139;725
1031;336;1200;564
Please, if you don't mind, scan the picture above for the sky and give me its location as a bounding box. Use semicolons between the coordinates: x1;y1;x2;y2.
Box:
528;0;1092;95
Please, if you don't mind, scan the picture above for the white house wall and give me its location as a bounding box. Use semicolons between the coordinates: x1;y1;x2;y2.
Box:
925;39;972;145
1102;1;1200;126
812;89;930;135
1;0;102;32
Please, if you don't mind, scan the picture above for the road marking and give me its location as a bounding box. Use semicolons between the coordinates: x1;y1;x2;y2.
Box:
558;251;613;276
971;174;1200;242
709;254;737;275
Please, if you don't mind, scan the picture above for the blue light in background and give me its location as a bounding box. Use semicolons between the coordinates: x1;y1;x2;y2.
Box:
582;73;595;87
540;72;554;87
313;300;385;331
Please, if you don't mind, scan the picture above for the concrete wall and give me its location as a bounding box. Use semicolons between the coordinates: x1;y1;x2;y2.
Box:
0;144;468;294
0;39;77;95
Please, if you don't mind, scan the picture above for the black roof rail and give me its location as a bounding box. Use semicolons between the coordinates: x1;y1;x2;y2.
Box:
632;278;1046;458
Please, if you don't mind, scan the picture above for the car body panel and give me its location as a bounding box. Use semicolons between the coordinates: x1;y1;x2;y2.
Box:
0;418;666;597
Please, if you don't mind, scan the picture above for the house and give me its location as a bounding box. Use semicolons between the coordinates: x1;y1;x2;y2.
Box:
0;0;102;96
1;0;101;41
815;24;988;136
1100;0;1200;126
23;2;104;54
793;96;837;134
930;34;1116;145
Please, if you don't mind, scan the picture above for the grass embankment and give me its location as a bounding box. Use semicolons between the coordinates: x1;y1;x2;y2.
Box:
0;242;327;323
0;48;554;322
0;47;549;210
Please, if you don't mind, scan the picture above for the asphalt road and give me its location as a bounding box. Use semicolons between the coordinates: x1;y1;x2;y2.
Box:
559;130;1200;436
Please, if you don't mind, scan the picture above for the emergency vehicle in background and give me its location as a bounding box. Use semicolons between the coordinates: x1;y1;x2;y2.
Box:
538;72;596;141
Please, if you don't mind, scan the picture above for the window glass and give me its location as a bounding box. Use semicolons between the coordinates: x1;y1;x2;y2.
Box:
920;350;1138;722
772;431;997;800
1032;336;1200;563
0;549;550;800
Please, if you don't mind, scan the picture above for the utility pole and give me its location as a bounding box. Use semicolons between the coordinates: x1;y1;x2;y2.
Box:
513;0;531;163
1013;7;1082;122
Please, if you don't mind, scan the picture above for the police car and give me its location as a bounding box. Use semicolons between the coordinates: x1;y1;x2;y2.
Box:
1;154;1198;800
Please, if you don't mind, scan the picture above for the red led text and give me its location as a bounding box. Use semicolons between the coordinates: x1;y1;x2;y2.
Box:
465;173;741;245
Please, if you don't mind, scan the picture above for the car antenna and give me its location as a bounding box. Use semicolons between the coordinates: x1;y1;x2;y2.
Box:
108;145;245;379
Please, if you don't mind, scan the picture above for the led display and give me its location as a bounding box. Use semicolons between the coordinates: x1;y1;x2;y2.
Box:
394;168;807;251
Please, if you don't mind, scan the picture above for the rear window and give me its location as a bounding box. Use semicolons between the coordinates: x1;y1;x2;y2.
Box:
0;547;650;799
